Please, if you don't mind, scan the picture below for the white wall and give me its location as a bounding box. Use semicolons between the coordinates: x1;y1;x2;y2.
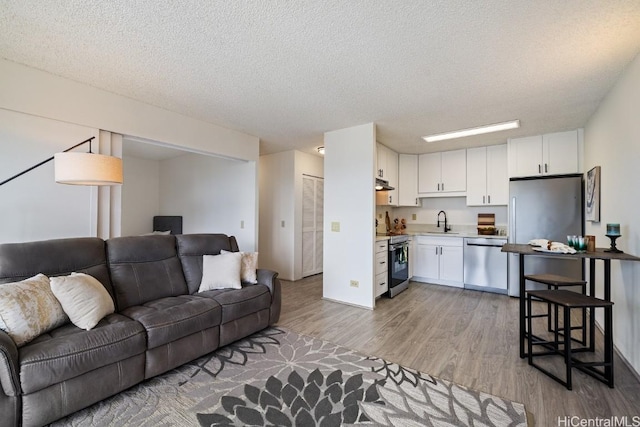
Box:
0;59;259;162
258;151;296;279
121;155;162;236
584;52;640;374
258;150;324;280
160;153;258;251
0;59;260;245
323;123;376;309
0;109;97;243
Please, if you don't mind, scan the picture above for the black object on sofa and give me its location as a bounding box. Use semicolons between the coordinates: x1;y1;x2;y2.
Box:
0;234;281;427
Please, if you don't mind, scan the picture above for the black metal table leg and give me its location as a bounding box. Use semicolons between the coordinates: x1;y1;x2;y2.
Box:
589;258;596;352
519;253;526;358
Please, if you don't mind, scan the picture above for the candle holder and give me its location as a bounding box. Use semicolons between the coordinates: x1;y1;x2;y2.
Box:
604;234;623;253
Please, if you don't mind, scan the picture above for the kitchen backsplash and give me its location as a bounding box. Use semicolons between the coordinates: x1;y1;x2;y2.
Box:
376;196;508;234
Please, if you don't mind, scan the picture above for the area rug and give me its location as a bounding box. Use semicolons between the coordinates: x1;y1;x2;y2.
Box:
52;327;528;426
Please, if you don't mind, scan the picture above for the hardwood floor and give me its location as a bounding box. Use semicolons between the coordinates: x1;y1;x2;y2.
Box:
277;275;640;426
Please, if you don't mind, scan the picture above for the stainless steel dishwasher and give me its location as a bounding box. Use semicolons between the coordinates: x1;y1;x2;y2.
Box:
463;237;508;294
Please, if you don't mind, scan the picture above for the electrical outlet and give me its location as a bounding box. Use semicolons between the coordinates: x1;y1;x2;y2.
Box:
240;220;245;229
331;222;340;232
350;280;359;288
412;214;417;220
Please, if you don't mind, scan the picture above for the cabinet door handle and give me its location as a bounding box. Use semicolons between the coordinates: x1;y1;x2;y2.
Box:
415;198;418;205
389;195;392;203
441;182;444;191
435;247;438;255
545;163;548;173
483;195;485;204
437;183;440;191
488;195;491;204
538;164;541;174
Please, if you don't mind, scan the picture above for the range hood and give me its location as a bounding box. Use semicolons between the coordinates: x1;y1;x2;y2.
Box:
375;178;395;191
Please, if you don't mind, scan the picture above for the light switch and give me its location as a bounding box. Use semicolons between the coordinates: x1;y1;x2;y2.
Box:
240;220;245;229
412;214;417;220
331;222;340;232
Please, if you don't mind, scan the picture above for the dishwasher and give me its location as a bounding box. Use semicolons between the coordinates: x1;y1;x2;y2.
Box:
463;237;508;294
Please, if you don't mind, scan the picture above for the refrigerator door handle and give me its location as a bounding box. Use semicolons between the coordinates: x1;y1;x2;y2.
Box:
510;197;516;243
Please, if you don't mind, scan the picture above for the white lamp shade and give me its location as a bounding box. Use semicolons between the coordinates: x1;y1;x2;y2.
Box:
54;152;123;185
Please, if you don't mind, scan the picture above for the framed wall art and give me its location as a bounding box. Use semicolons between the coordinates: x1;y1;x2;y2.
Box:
586;166;600;222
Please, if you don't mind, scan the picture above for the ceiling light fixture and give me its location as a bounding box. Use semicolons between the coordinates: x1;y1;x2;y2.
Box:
317;146;325;155
422;120;520;143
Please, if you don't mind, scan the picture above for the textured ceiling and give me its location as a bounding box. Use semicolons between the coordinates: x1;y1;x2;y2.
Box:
1;1;639;156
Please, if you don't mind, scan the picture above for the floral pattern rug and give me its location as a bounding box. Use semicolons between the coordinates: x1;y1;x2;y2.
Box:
52;327;528;426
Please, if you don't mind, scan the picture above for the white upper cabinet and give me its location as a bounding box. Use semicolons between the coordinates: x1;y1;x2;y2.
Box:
398;154;419;206
466;144;508;206
418;149;466;196
508;130;580;178
376;143;398;206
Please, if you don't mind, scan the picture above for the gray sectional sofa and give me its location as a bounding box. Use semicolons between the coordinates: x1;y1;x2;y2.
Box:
0;233;281;427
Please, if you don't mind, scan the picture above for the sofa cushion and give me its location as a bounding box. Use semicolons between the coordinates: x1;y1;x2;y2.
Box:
0;237;114;299
198;285;271;324
199;252;242;291
0;274;68;347
50;273;115;331
175;234;240;294
106;235;188;310
18;314;146;394
221;250;259;284
121;295;221;350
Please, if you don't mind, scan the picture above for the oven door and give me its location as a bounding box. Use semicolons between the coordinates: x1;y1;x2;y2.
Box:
389;242;409;288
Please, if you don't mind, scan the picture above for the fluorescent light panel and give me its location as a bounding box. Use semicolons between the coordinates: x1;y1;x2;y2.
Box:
422;120;520;143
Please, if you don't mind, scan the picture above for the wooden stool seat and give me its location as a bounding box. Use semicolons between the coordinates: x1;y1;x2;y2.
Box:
527;289;614;390
524;274;586;287
525;274;588;344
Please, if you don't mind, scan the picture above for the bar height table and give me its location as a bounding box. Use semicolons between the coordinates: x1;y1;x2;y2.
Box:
501;244;640;360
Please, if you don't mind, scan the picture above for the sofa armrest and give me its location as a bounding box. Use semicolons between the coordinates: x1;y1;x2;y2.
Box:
255;269;281;325
255;269;279;300
0;330;21;396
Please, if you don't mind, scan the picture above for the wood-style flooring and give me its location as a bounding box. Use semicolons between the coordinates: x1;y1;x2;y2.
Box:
277;275;640;426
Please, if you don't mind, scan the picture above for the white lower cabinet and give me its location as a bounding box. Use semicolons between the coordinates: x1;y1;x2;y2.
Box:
375;240;389;297
413;236;463;287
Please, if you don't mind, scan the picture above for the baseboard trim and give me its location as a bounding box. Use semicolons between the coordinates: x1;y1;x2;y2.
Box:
321;297;373;311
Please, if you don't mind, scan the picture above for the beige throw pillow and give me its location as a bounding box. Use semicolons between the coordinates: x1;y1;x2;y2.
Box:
198;252;243;292
50;273;115;331
221;250;258;284
0;274;68;347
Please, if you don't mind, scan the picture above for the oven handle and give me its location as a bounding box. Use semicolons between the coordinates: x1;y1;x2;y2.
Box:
389;242;409;251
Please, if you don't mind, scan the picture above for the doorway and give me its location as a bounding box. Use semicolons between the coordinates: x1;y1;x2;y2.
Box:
302;174;324;277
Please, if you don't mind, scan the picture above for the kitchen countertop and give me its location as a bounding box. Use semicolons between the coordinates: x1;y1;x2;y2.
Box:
376;232;507;240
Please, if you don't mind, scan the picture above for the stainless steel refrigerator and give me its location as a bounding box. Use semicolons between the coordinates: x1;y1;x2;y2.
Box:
507;174;584;296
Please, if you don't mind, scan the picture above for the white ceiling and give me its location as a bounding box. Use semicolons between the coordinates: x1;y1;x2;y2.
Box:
1;1;639;156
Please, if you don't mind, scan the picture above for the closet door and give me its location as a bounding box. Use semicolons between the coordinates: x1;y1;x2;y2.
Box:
302;175;324;277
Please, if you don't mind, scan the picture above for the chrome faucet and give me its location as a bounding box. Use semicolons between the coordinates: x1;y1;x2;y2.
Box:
437;210;451;232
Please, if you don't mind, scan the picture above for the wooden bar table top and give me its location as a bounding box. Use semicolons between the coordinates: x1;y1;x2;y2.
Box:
501;243;640;358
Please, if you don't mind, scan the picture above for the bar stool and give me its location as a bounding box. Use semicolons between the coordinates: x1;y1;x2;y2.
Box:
524;274;588;345
526;289;614;390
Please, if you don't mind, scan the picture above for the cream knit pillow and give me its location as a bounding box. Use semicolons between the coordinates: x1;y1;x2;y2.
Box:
221;250;258;284
50;273;115;331
0;274;68;347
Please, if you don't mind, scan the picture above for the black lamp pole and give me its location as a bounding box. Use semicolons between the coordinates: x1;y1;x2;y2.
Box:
0;137;95;187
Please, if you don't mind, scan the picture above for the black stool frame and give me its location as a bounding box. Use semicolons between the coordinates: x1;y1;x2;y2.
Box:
527;290;614;390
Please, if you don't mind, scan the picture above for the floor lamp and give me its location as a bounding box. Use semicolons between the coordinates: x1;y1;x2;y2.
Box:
0;137;123;187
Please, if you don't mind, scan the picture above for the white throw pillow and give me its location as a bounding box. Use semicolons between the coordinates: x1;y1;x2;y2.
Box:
221;250;258;284
198;252;242;292
0;274;68;347
50;273;115;331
